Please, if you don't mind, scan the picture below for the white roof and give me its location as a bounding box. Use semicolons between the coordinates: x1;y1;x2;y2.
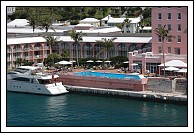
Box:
108;18;126;23
7;19;29;27
75;24;94;27
158;60;187;67
7;28;66;33
76;27;121;33
101;15;113;21
108;17;141;24
52;23;66;26
80;18;100;22
7;36;152;45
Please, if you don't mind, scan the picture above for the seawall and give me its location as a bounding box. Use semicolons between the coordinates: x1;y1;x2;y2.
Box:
65;85;187;105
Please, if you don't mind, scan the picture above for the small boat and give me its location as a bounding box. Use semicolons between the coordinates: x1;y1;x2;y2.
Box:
7;66;69;95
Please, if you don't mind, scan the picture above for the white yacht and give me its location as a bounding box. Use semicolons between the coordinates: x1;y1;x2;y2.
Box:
7;66;69;95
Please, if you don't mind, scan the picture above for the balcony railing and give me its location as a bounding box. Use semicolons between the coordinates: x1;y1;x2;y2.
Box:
34;47;40;50
34;55;42;58
25;56;32;59
7;50;11;53
13;49;22;52
44;46;50;50
24;48;31;51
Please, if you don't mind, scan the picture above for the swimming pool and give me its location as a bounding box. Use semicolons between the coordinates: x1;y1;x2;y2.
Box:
74;71;144;80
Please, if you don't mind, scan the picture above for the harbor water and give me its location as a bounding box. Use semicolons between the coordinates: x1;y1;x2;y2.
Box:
7;92;187;127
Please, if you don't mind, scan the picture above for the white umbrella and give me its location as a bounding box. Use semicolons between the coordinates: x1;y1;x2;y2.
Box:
123;61;129;63
162;66;180;71
55;61;72;65
104;60;111;63
177;68;187;73
131;63;138;70
69;60;76;63
131;63;138;66
86;60;94;63
95;60;103;63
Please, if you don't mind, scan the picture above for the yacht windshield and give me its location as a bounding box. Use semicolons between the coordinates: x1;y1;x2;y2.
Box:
37;79;52;84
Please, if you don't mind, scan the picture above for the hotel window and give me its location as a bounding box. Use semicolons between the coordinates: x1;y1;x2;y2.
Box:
158;36;162;42
177;35;181;43
158;13;162;20
174;48;180;54
168;24;171;31
178;24;181;31
158;47;162;53
158;24;161;28
178;13;181;20
167;37;172;43
168;47;171;53
167;13;171;20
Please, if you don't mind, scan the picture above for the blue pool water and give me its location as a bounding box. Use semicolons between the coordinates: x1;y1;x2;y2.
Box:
74;71;143;80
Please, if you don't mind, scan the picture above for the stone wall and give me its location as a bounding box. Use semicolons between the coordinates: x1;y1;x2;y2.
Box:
145;77;187;94
174;78;187;94
145;77;173;93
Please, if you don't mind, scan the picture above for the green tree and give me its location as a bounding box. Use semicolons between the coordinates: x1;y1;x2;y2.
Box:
16;58;23;66
43;35;58;66
68;29;84;66
155;25;175;77
123;18;131;33
61;50;70;61
96;37;117;61
27;15;36;32
40;17;55;32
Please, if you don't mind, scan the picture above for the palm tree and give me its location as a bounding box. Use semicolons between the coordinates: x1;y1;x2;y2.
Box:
123;18;131;33
155;25;175;77
43;35;58;66
40;17;55;32
96;37;117;63
16;58;23;67
61;50;70;61
68;29;84;67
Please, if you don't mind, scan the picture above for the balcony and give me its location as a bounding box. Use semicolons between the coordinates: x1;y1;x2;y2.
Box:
44;46;50;50
34;55;42;58
34;47;40;50
13;49;22;52
24;48;31;51
25;56;32;59
7;50;11;53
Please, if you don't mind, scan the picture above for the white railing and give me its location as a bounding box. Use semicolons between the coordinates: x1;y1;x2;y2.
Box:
24;48;31;51
44;46;49;50
34;47;40;50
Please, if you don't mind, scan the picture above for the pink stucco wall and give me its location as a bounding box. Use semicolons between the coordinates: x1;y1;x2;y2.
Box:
152;7;187;55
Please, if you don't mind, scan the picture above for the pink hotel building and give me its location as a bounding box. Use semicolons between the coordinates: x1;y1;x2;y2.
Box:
128;7;187;74
7;7;187;74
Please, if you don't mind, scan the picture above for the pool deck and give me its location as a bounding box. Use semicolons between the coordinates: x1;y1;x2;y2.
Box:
58;68;187;104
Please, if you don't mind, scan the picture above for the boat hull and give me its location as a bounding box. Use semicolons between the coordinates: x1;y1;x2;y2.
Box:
7;80;69;95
